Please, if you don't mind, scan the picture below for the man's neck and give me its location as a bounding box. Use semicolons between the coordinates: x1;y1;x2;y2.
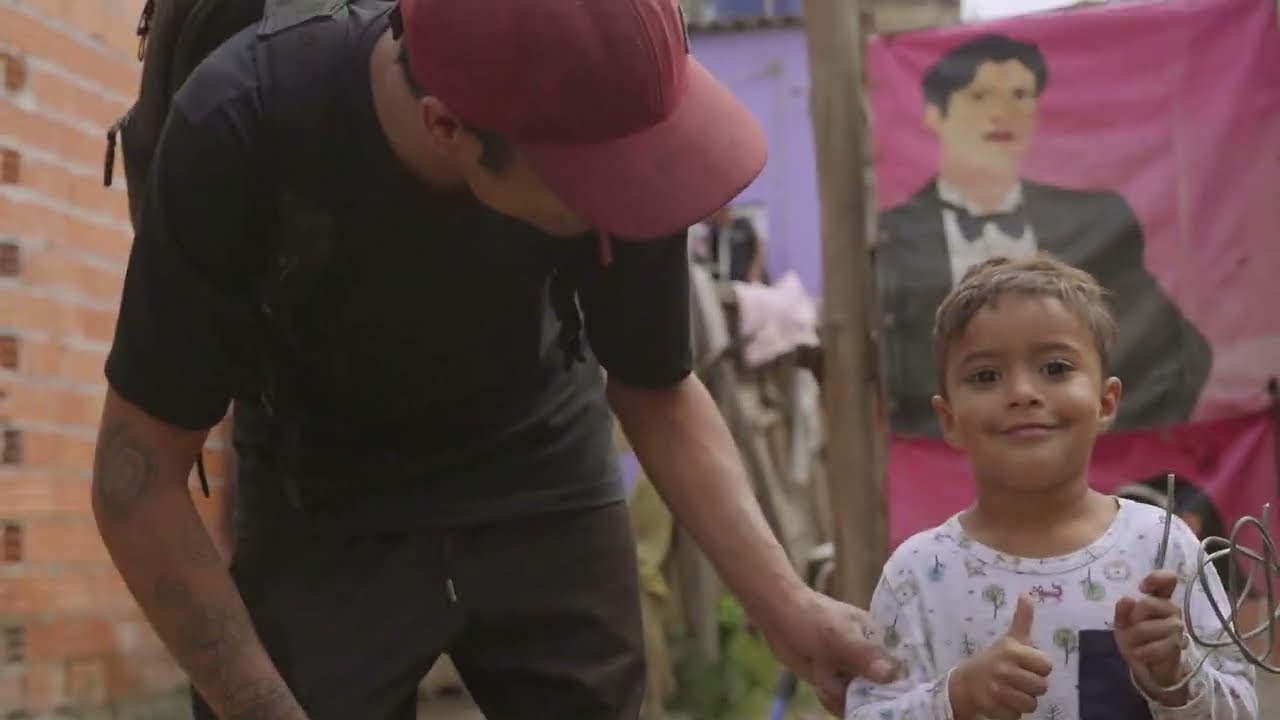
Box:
937;161;1019;214
367;29;464;188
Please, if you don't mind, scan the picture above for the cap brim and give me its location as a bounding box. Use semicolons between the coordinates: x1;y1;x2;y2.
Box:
520;59;767;239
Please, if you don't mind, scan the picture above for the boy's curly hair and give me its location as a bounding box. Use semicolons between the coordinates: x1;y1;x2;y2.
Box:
933;253;1116;393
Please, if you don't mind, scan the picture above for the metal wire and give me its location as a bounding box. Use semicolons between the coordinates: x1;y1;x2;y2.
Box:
1149;473;1280;692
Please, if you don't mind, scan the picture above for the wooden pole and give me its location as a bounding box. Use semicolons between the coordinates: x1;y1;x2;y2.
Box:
801;0;887;607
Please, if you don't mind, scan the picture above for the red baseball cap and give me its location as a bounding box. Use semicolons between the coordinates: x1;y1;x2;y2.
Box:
398;0;767;239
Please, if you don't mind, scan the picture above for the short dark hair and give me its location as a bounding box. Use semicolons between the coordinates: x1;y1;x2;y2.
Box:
933;253;1115;395
922;34;1049;114
395;41;514;173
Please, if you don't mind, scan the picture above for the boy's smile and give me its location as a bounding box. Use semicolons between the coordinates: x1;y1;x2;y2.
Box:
933;293;1121;491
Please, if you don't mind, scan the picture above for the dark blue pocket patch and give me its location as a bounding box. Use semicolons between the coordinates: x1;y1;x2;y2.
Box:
1078;629;1154;720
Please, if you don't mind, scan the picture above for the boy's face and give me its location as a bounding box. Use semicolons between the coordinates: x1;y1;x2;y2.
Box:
932;293;1121;491
925;60;1039;179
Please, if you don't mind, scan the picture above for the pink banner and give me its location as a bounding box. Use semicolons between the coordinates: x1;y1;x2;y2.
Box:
867;0;1280;547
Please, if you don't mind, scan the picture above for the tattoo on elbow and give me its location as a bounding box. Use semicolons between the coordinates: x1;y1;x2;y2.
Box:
93;421;158;519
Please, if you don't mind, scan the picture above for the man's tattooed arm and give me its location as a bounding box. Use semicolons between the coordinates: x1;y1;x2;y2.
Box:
91;389;306;720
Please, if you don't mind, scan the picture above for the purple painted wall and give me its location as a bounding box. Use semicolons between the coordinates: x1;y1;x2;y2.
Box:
690;27;824;295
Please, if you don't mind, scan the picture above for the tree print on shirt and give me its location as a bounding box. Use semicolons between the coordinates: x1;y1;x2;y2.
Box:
982;584;1007;619
1052;628;1078;664
1081;567;1106;601
927;555;946;582
884;616;902;649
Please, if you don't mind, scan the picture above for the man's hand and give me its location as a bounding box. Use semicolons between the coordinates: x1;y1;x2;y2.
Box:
755;588;899;715
949;593;1053;720
1115;570;1189;706
607;377;898;715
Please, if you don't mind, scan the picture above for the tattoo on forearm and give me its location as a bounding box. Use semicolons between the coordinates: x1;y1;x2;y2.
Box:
181;600;255;683
93;421;157;518
151;574;290;717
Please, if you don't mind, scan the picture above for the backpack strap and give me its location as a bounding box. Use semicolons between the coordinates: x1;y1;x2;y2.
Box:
245;2;373;509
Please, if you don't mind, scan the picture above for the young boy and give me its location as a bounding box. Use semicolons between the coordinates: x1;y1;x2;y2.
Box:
846;255;1257;719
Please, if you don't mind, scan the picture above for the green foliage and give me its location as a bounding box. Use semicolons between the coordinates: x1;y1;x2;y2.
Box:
668;594;823;719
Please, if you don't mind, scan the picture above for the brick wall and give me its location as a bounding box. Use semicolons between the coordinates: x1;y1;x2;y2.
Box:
0;0;232;716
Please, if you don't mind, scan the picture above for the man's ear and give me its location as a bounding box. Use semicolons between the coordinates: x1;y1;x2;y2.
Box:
924;102;944;135
419;96;463;147
932;394;961;449
1097;376;1122;432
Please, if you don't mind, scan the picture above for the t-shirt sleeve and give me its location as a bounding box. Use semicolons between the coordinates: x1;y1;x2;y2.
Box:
845;549;955;720
105;95;267;431
576;233;693;389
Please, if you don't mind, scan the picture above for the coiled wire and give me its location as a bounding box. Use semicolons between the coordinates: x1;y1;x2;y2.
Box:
1151;473;1279;691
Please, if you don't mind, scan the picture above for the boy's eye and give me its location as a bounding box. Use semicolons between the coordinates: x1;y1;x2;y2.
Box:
967;368;999;384
1042;360;1074;376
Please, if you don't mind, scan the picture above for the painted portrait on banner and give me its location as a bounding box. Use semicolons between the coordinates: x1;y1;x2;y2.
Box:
871;31;1213;438
867;0;1280;547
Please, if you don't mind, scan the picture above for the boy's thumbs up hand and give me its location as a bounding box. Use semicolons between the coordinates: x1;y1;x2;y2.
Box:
949;594;1054;720
1006;592;1037;643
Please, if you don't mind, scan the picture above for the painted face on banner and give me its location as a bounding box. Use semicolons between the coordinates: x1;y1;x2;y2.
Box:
926;60;1039;177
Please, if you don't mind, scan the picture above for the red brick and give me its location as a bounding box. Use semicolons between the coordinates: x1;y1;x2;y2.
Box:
103;653;142;698
9;150;127;222
6;383;102;430
0;193;132;263
0;286;72;337
0;571;100;615
0;0;194;714
23;249;127;306
72;304;118;345
25;616;113;662
0;147;19;184
24;519;107;566
41;0;147;66
0;4;143;99
60;343;107;389
19;336;67;379
19;430;97;475
27;64;130;131
0;666;21;712
1;50;28;93
111;618;165;658
91;569;137;614
66;656;108;706
2;522;22;564
0;474;92;517
0;241;18;277
22;660;68;711
0;335;17;370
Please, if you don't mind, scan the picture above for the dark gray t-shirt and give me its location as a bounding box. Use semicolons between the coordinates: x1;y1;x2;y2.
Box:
105;3;692;538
